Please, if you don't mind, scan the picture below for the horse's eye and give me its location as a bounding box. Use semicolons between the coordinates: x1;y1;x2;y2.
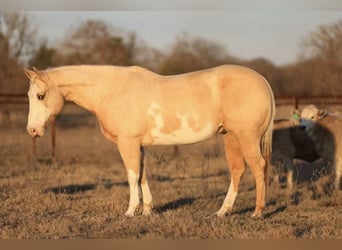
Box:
37;94;45;100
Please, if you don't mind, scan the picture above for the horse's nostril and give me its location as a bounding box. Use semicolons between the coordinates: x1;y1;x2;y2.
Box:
27;127;37;136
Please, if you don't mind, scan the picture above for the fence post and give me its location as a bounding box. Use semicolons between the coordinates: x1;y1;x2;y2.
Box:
294;96;299;109
31;121;56;159
32;138;37;158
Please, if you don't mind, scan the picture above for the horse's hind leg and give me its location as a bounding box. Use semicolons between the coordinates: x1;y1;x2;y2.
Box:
216;133;246;217
139;147;153;215
238;133;267;217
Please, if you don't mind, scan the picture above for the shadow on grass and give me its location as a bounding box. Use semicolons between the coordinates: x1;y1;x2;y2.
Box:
264;205;287;219
290;179;336;206
231;206;255;215
150;174;173;182
231;199;284;217
44;183;97;194
102;181;128;189
155;197;196;213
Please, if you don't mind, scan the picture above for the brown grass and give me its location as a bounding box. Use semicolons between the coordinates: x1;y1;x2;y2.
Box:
0;109;341;239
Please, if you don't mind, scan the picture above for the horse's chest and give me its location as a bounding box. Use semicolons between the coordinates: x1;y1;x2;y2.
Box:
145;102;215;145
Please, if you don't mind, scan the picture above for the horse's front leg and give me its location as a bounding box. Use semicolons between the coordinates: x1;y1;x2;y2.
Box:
117;135;142;217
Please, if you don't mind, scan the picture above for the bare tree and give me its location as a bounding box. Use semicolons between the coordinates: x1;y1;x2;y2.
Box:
159;33;236;75
0;12;36;60
133;41;165;73
303;20;342;71
299;20;342;95
28;39;57;69
56;19;137;66
0;12;36;93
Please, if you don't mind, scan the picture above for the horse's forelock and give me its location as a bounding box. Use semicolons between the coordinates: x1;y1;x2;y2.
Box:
28;79;49;96
36;70;50;84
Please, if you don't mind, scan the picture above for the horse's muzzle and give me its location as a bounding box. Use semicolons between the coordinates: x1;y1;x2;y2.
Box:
27;126;44;137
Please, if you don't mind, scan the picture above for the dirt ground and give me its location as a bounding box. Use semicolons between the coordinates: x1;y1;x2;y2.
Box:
0;104;341;239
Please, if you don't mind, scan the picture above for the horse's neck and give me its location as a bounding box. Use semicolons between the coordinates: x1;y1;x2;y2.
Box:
48;66;123;113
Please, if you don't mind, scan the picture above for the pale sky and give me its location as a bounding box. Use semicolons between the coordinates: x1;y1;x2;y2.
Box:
4;0;342;11
28;11;342;66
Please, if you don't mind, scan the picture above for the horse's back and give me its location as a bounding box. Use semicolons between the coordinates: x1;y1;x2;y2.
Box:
153;64;274;130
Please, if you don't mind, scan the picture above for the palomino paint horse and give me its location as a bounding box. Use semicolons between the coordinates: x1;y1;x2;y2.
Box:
24;65;275;217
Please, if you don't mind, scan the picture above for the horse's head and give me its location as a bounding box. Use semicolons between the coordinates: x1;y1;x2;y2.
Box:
24;68;64;137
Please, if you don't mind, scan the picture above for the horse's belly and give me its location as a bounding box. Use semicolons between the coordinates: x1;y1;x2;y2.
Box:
143;102;218;145
148;123;214;145
145;114;216;145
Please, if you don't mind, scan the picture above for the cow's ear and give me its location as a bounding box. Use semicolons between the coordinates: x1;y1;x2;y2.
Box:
318;109;327;118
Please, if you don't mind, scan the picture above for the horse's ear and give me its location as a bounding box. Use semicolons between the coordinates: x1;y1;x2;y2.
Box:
24;68;36;79
29;67;49;82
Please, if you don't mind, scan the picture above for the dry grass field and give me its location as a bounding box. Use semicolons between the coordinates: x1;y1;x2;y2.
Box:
0;104;341;239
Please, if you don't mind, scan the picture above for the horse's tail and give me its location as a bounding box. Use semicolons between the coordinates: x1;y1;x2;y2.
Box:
260;80;275;199
261;120;273;198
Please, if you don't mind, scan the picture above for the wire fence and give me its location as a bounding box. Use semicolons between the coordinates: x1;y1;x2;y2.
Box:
2;93;342;159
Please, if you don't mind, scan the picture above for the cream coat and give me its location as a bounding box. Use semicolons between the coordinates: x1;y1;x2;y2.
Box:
25;65;275;217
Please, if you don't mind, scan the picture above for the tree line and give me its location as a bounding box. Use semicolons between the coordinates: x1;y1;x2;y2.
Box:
1;12;341;96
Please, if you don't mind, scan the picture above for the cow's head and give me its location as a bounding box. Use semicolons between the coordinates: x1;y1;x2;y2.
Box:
299;105;327;131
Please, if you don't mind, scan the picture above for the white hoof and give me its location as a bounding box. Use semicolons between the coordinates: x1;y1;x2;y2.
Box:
216;207;231;217
216;211;226;217
125;206;136;217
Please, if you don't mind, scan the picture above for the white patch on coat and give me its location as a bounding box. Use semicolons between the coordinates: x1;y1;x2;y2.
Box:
27;84;51;135
125;169;140;217
225;182;238;207
147;102;214;145
216;181;237;217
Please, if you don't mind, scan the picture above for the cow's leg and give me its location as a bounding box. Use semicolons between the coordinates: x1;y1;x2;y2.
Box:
284;159;294;192
238;133;267;218
272;159;282;188
216;133;246;217
325;158;336;193
139;147;153;216
333;160;341;192
335;170;341;192
117;136;141;217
